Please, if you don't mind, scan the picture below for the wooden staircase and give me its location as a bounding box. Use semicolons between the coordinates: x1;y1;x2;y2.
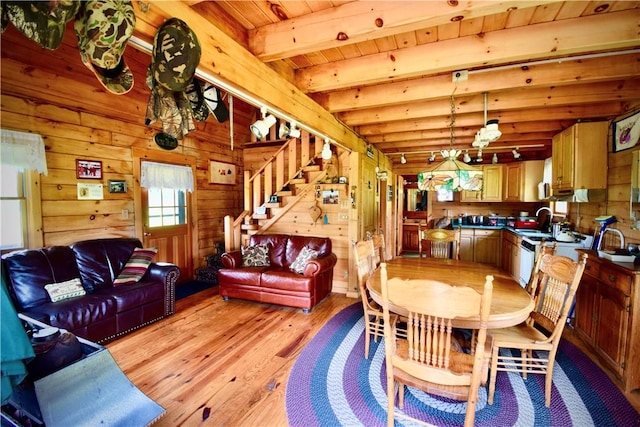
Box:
224;134;330;250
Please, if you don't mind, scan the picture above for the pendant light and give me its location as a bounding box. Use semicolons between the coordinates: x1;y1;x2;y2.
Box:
417;88;483;192
472;92;501;148
321;139;332;160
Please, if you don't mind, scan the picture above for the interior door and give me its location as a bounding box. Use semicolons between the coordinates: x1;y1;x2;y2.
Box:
396;176;404;256
142;186;192;283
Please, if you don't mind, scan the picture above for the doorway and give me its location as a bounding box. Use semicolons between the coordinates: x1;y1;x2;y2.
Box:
133;148;197;283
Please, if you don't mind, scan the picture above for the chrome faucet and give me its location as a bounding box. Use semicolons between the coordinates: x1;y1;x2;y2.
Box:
598;228;625;250
535;207;553;217
535;207;554;232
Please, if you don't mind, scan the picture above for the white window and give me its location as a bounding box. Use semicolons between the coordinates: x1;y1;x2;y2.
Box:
147;187;188;227
0;165;28;251
1;130;47;252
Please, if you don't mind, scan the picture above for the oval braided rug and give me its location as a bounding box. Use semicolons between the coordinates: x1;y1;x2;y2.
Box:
286;303;640;427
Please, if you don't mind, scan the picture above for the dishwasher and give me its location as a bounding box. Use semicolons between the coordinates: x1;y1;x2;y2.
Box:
519;239;536;287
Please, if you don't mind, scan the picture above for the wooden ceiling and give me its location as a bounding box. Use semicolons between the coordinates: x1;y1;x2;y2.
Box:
142;1;639;168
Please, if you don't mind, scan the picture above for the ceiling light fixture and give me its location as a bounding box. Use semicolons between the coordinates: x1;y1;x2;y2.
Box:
463;150;471;163
400;153;407;164
512;147;522;160
278;121;301;139
250;106;276;139
321;139;332;160
418;88;483;192
472;92;501;148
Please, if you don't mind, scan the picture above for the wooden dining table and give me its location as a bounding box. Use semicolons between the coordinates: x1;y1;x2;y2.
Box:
368;257;534;329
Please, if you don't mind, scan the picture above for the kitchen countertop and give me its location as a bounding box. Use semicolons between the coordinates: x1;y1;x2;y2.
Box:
458;224;505;230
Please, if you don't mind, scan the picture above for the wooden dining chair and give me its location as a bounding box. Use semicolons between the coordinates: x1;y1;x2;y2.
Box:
419;226;461;259
525;240;558;297
380;263;494;427
371;231;389;266
352;239;383;359
488;253;587;407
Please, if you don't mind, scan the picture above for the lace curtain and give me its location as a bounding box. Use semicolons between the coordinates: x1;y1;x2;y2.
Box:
0;129;48;175
141;161;194;191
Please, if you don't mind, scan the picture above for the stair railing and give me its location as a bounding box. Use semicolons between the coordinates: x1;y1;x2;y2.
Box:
224;134;327;250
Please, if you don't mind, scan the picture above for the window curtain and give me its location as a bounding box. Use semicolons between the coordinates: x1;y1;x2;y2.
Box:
0;129;48;175
141;161;194;191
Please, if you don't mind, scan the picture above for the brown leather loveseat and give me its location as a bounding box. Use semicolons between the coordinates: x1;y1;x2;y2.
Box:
218;234;337;313
1;238;180;343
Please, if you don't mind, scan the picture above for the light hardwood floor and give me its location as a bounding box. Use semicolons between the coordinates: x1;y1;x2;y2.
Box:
108;288;640;426
107;288;355;426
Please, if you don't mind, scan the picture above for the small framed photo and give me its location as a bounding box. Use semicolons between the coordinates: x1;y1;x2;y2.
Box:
108;180;127;193
76;159;102;179
613;110;640;152
338;176;348;184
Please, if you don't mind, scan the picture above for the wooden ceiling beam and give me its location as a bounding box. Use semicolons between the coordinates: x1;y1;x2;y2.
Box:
339;79;640;125
367;121;567;143
355;101;627;135
373;132;557;151
322;52;640;112
248;1;554;61
295;10;639;93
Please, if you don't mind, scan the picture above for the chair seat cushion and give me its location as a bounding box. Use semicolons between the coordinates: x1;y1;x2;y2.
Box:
22;294;117;332
218;268;266;286
260;269;313;292
489;323;548;347
95;281;164;312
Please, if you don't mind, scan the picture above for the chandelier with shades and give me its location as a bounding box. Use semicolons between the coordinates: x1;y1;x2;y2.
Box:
417;88;483;192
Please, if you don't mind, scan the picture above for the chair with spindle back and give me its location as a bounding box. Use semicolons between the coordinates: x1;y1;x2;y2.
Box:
352;239;383;359
380;263;494;427
488;253;587;407
419;226;461;260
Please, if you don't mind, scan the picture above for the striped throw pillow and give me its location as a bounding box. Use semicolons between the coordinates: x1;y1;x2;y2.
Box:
113;247;158;286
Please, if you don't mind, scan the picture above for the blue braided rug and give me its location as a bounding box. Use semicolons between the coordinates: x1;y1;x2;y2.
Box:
286;303;640;426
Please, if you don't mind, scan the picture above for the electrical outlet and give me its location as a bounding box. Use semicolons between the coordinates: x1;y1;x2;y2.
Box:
121;209;128;219
339;213;349;221
452;70;468;82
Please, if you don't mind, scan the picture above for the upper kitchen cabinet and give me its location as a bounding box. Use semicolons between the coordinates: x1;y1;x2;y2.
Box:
504;160;544;202
551;122;609;196
461;164;503;202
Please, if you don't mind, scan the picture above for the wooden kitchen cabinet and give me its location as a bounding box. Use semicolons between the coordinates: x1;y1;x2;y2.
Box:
460;228;501;266
461;164;503;202
402;224;420;252
551;122;608;195
573;250;640;393
459;229;474;261
501;230;521;282
504;160;544;202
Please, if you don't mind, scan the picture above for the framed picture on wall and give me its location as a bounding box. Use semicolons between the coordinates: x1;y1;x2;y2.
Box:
613;110;640;152
209;161;236;185
76;159;102;179
108;180;127;193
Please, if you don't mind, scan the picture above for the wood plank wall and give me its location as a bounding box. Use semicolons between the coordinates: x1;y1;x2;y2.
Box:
0;24;248;277
573;147;640;246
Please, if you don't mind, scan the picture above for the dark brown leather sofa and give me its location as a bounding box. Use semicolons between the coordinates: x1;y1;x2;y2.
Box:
218;234;337;313
1;238;179;343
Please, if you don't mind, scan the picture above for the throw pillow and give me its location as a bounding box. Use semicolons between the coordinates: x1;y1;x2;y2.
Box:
113;247;158;286
44;278;86;302
290;246;319;274
241;244;270;267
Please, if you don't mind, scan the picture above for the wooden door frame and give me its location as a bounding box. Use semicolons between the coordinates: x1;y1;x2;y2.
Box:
132;147;199;277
